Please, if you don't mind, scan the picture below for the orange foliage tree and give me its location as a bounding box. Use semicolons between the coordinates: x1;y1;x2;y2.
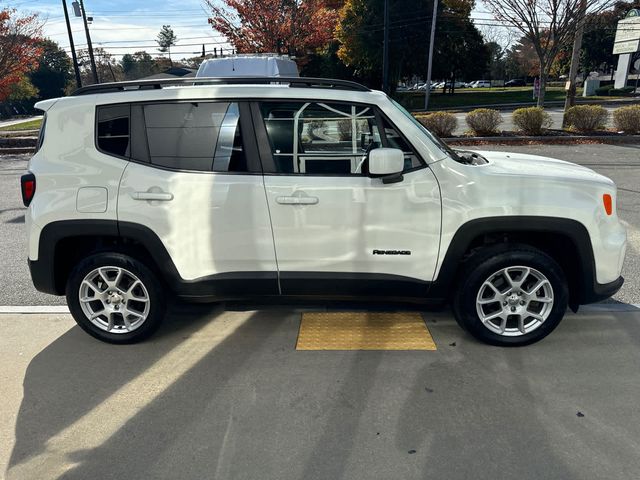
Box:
0;9;42;101
205;0;338;56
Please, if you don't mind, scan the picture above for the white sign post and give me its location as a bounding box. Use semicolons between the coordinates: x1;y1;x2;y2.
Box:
613;11;640;88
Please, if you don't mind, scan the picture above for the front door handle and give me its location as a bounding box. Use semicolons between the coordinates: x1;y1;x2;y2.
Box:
276;195;319;205
131;191;174;201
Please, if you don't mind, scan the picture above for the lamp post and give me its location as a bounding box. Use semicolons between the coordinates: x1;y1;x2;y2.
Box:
424;0;439;110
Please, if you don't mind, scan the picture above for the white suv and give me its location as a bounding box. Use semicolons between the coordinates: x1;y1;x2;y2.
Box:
22;77;627;345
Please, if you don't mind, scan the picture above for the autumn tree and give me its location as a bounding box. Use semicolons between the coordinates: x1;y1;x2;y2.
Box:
206;0;339;56
482;0;614;106
0;8;42;101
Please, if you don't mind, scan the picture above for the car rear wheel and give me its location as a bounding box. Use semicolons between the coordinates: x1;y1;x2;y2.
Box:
452;245;568;346
66;252;165;343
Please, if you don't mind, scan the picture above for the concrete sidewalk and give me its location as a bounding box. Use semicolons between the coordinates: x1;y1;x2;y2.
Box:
2;306;640;480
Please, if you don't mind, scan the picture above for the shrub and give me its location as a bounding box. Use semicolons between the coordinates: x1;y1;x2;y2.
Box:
595;85;614;96
565;105;609;133
609;87;635;96
512;107;553;135
465;108;502;135
416;111;458;137
613;105;640;134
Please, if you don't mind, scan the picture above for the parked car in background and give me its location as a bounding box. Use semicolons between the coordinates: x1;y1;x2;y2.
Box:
505;79;527;87
470;80;491;88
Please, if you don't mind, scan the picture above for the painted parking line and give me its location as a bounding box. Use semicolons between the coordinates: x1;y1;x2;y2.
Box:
0;306;70;314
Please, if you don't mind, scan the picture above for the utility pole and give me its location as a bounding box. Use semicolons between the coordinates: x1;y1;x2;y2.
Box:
76;0;99;83
382;0;390;93
562;0;587;127
424;0;439;110
62;0;82;88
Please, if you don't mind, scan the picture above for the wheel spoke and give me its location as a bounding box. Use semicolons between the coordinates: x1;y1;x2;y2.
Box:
478;297;500;305
517;315;526;334
499;316;508;334
483;281;503;297
114;268;124;290
528;312;545;322
481;310;504;323
532;296;553;304
97;267;112;288
524;279;549;296
506;267;530;290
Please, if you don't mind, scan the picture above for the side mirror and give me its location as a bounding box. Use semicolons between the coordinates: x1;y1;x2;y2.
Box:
368;147;404;184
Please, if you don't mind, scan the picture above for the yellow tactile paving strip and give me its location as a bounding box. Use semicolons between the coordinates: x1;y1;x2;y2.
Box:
296;312;436;350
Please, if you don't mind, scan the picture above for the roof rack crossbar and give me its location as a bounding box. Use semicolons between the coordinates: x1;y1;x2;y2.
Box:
71;77;370;96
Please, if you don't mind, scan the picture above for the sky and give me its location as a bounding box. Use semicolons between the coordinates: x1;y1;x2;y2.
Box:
2;0;508;61
2;0;233;59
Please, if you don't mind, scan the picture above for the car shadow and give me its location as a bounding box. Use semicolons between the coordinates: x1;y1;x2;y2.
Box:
7;302;227;476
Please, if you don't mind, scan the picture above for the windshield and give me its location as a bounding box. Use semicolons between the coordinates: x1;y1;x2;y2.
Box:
391;99;462;162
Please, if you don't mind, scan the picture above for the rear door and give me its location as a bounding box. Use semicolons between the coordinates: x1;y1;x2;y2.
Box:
253;100;442;299
110;100;278;296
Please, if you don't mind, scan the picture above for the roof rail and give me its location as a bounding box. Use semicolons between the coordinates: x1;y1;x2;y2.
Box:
71;76;370;96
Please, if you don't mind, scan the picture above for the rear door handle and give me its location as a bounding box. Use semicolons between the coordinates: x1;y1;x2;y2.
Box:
276;195;319;205
131;191;174;201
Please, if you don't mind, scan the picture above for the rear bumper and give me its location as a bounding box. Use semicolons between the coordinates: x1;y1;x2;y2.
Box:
582;276;624;305
28;258;59;295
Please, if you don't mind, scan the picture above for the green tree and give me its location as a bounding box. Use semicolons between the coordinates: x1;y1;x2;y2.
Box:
485;41;506;80
157;25;178;65
121;51;159;80
581;1;636;74
28;39;71;99
336;0;488;91
78;47;123;85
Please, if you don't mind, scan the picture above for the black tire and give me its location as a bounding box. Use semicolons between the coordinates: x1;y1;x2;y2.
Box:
452;244;568;346
66;252;166;344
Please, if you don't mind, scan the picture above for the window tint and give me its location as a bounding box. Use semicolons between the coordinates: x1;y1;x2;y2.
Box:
96;101;247;172
97;105;130;157
141;102;246;172
260;102;381;175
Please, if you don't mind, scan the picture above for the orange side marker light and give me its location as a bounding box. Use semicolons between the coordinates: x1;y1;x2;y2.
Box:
603;194;613;216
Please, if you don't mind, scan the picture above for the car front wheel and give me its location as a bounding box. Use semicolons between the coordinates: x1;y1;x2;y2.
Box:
452;245;568;346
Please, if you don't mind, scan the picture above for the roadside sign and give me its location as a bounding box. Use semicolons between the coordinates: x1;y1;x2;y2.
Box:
614;39;640;54
613;16;640;54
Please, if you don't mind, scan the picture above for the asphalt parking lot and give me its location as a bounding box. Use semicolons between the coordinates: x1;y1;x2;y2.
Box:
2;144;640;479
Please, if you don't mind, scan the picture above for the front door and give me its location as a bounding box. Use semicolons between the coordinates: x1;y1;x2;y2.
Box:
254;100;442;299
